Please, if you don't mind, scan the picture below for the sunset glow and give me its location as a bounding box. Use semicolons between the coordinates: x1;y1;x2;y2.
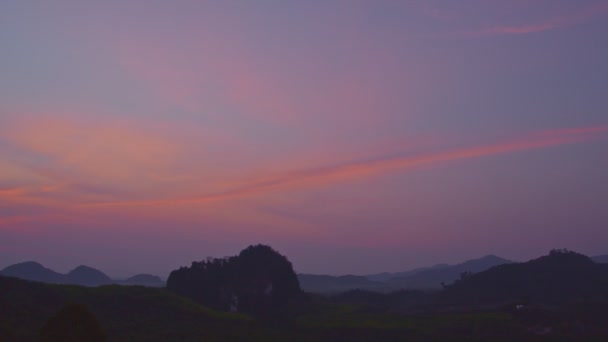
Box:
1;0;607;277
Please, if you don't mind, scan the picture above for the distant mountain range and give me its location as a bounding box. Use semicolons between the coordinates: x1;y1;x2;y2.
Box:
4;253;606;291
298;255;512;293
299;253;608;294
366;263;450;282
592;255;608;264
297;274;386;294
385;255;512;289
0;261;164;287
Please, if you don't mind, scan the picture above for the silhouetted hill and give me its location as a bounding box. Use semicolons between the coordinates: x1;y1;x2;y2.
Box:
1;262;165;287
66;266;113;286
123;274;165;287
1;261;64;284
167;244;302;315
298;274;386;293
442;249;608;306
387;255;512;289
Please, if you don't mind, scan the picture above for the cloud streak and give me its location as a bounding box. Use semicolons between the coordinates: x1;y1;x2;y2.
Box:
84;125;608;208
476;1;608;36
494;2;608;34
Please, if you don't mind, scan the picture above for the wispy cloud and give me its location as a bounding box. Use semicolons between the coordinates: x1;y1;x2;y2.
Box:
472;1;608;37
84;125;608;208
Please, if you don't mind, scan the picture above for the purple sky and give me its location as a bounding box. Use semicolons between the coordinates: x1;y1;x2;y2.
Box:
1;0;608;278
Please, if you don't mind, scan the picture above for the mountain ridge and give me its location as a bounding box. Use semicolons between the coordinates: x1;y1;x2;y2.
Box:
298;254;514;293
3;252;605;291
1;261;65;284
0;262;165;287
386;254;513;290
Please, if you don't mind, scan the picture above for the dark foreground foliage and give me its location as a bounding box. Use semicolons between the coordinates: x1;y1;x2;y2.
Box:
3;277;608;340
39;303;106;342
0;276;257;341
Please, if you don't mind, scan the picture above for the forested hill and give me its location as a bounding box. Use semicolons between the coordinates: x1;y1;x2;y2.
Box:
442;249;608;305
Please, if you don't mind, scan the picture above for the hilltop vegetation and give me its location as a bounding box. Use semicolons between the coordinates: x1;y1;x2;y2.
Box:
167;244;302;316
442;249;608;306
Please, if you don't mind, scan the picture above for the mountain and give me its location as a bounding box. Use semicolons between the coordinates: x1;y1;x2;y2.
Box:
298;255;511;294
1;261;65;284
66;265;113;286
0;261;165;287
167;244;302;315
387;255;512;289
366;264;450;282
298;274;387;293
442;249;608;305
592;255;608;264
123;274;165;287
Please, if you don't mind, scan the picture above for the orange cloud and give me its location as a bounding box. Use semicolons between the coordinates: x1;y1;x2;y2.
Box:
0;187;29;197
0;112;203;212
1;112;185;186
6;117;178;182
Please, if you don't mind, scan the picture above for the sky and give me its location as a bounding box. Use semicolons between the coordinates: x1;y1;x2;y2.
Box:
1;0;607;278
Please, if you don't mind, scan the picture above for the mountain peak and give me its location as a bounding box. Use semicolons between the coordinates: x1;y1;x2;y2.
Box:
1;261;64;283
443;250;608;305
2;261;44;270
69;265;100;273
66;265;112;286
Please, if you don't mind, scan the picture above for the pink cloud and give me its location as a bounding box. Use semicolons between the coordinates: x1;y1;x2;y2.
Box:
472;1;608;37
82;125;608;209
3;115;179;182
